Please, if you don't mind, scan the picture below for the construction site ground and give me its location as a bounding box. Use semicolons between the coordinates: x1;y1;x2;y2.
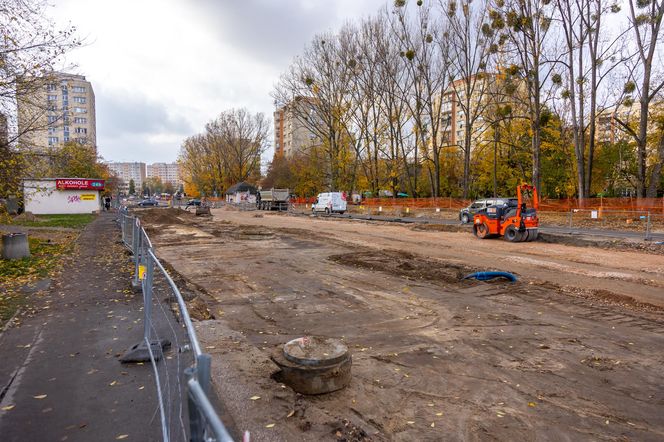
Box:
138;207;664;441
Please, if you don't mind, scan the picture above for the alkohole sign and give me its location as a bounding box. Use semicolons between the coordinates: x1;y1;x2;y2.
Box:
55;179;105;191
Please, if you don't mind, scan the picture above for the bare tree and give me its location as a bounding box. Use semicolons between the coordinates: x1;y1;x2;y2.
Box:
393;0;452;197
495;0;558;194
0;0;79;196
178;109;268;195
445;0;498;198
339;20;384;197
614;0;664;197
273;33;356;191
554;0;626;198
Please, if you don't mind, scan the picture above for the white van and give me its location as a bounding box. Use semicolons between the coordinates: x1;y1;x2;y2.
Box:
312;192;347;215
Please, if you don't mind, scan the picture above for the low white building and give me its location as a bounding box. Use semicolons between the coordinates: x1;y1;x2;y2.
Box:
224;181;257;204
23;178;104;214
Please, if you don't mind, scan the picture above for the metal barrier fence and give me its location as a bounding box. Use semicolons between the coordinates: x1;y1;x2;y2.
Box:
565;208;656;240
117;207;235;442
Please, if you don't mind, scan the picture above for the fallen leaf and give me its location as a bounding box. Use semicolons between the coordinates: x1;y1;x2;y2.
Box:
407;421;415;425
435;412;443;416
33;394;47;399
431;422;435;428
287;410;295;418
138;386;145;390
528;402;537;407
265;423;275;428
250;396;261;401
116;435;129;440
109;381;117;386
2;405;15;411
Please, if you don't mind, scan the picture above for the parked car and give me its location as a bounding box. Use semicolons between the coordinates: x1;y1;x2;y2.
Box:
312;192;347;215
138;199;158;207
185;199;201;208
459;198;517;224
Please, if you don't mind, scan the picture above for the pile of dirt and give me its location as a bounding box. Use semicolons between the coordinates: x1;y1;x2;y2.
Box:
13;211;39;222
137;208;193;225
233;225;274;240
186;296;215;321
329;249;480;284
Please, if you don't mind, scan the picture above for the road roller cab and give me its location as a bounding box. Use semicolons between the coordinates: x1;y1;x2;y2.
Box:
472;184;539;242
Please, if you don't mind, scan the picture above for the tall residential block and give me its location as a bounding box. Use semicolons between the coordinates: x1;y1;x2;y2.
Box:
273;98;319;158
106;162;146;193
17;72;97;152
147;162;183;188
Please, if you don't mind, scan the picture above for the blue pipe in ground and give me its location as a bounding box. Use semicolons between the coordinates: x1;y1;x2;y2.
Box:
463;271;517;282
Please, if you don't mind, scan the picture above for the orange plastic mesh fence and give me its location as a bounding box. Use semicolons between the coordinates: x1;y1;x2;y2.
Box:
292;196;664;213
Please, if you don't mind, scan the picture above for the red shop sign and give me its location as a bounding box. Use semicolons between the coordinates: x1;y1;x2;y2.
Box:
56;178;105;191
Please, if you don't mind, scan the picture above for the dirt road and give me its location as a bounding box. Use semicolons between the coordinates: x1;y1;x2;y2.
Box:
141;208;664;441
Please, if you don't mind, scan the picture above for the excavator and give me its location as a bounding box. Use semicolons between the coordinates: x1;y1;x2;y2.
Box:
472;184;539;242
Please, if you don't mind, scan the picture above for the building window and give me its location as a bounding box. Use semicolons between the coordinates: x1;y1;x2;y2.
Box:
72;86;86;93
73;96;86;104
47;115;58;123
46;84;57;91
48;127;56;134
74;107;87;113
64;135;70;142
48;136;59;145
47;95;58;101
75;127;87;134
74;117;87;124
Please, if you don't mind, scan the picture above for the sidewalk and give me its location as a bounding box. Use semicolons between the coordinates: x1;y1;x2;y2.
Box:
0;212;162;441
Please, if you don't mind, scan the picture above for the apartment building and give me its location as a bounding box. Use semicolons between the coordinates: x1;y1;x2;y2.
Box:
106;162;146;193
17;72;97;152
435;74;504;152
146;162;183;188
595;101;663;144
273;98;320;158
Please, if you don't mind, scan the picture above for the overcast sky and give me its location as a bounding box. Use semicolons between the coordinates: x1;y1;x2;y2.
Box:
51;0;387;165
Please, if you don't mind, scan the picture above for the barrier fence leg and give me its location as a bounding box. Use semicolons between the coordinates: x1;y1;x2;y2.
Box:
186;367;205;442
197;354;212;395
121;244;171;363
132;222;142;290
645;212;652;241
143;250;154;342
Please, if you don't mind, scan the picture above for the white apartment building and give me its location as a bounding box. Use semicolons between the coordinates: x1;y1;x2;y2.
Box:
146;162;182;188
106;162;146;193
18;72;97;151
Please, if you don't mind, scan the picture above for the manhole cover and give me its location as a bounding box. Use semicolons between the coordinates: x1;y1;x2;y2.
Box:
283;336;348;367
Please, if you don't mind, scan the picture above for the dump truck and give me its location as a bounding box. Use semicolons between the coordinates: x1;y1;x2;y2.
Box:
257;188;290;211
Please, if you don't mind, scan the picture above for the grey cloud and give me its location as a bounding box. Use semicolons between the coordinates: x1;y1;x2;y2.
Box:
98;131;181;163
195;0;363;65
95;90;193;162
96;90;193;138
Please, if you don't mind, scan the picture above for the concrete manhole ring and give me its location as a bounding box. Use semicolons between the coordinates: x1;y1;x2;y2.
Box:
283;336;348;367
